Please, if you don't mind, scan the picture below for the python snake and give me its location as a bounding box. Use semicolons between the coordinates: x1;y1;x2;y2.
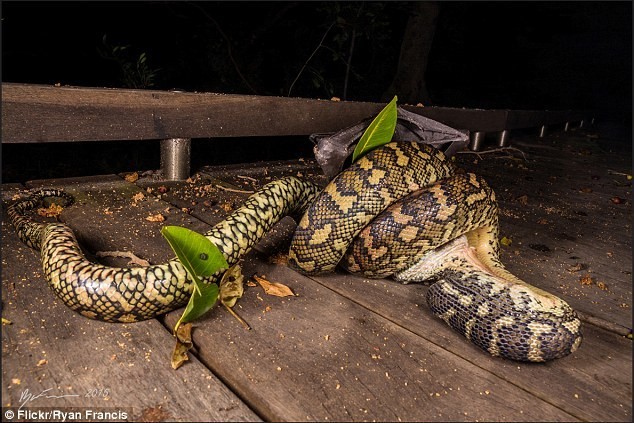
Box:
8;177;320;323
8;142;581;361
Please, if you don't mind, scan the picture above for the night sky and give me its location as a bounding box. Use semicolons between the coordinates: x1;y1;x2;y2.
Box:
1;2;632;181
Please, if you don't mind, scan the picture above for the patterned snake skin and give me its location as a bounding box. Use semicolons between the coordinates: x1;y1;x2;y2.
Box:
9;142;582;361
288;141;582;362
8;177;321;322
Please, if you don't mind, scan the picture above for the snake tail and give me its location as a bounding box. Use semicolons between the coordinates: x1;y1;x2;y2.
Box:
9;177;321;322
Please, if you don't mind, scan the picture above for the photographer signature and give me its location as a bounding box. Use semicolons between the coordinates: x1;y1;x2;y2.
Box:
19;388;80;410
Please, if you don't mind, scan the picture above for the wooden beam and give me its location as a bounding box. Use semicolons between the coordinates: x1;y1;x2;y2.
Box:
2;83;591;144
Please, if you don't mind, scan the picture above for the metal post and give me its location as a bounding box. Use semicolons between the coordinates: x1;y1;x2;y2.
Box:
469;131;486;151
564;122;570;132
161;138;191;181
497;130;510;147
539;125;547;138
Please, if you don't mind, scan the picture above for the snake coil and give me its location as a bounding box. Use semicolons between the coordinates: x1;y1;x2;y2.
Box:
8;142;582;361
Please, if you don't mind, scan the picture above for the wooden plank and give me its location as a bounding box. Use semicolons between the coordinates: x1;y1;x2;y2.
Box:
309;272;631;422
163;155;629;422
456;128;632;329
163;254;578;422
1;83;380;143
3;83;589;143
1;182;260;421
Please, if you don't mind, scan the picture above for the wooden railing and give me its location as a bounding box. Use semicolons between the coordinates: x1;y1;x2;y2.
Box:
1;83;592;179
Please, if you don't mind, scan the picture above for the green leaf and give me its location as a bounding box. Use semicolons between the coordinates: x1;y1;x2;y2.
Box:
351;95;398;163
174;281;219;333
161;226;228;332
161;226;228;284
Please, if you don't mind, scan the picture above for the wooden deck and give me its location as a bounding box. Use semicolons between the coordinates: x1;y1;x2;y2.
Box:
2;122;631;422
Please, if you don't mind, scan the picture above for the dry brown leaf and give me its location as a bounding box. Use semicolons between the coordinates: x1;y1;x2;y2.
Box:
131;192;145;204
567;263;587;273
579;274;594;286
146;213;165;222
124;172;139;183
171;323;193;370
37;203;64;218
253;275;295;297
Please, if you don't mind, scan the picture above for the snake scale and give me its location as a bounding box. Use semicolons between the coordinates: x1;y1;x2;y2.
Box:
8;141;582;361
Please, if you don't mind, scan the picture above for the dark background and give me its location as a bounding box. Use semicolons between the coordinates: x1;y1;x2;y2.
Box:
2;1;632;182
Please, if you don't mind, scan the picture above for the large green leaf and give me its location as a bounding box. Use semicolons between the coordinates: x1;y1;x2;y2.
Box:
161;226;228;332
351;95;398;163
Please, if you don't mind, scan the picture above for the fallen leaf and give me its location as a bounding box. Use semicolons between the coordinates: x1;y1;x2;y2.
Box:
253;275;295;297
220;265;244;308
579;274;594;286
171;323;193;370
146;213;166;222
124;172;139;183
37;203;64;218
567;263;587;273
500;236;513;247
131;192;145;203
2;317;12;325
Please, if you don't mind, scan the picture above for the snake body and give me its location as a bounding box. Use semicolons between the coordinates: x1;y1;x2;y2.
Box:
8;177;320;322
8;142;582;361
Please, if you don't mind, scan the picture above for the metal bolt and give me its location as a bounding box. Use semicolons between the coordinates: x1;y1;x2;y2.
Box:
469;132;486;151
497;130;510;147
161;138;191;181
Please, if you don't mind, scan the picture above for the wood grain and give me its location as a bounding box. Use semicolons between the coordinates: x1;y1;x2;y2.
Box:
2;83;589;143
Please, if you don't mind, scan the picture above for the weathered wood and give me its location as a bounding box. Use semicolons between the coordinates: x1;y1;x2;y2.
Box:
1;182;260;421
2;83;590;143
2;124;629;422
163;255;578;422
309;272;632;422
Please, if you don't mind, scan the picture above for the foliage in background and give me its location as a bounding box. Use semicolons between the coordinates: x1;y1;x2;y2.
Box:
98;35;161;89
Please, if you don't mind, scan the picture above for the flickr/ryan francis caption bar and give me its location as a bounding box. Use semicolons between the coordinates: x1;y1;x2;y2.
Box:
3;408;131;422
